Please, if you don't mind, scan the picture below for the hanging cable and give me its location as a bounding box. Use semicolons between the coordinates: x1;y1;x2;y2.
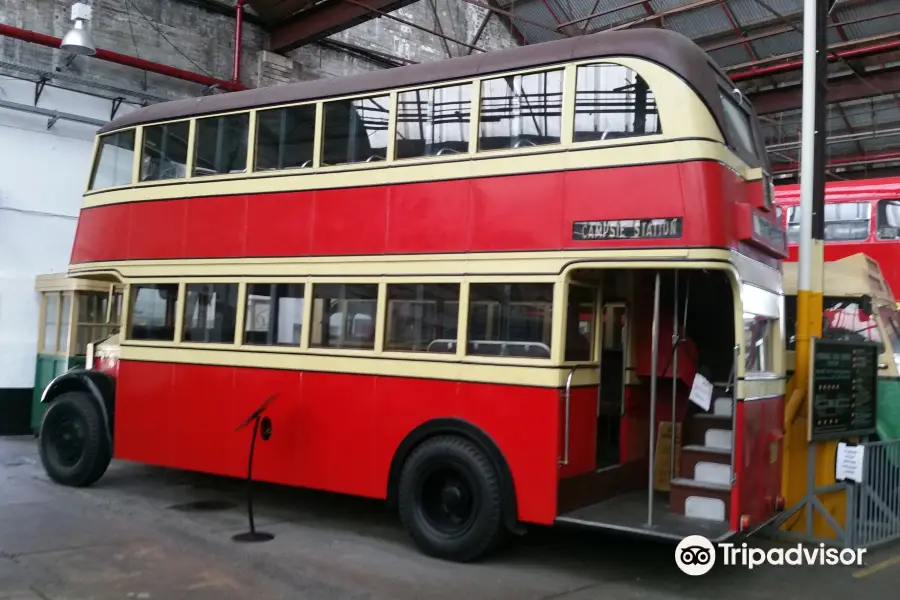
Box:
123;0;214;77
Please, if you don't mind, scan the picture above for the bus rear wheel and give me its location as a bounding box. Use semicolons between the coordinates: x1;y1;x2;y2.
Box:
398;435;504;562
38;392;111;487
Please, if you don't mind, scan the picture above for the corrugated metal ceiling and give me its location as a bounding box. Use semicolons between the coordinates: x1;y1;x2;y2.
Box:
490;0;900;174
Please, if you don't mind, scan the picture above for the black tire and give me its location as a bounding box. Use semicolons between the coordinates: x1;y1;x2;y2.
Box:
398;435;504;562
38;392;111;487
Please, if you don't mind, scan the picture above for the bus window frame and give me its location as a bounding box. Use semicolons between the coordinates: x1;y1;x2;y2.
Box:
563;281;602;367
254;102;320;173
88;129;137;192
393;81;475;163
138;118;193;184
192;111;253;178
713;71;768;171
876;198;900;240
475;66;566;154
786;201;874;244
82;57;742;199
740;283;782;378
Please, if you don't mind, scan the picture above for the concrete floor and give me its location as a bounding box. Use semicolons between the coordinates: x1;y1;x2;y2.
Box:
1;435;899;600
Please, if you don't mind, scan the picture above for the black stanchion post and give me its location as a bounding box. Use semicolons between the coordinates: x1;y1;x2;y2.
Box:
233;394;277;543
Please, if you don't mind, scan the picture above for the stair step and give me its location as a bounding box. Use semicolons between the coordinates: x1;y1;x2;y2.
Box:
705;429;732;450
685;497;727;522
682;444;730;455
713;397;732;416
695;462;731;485
693;413;731;422
670;477;731;492
669;478;731;522
680;445;731;479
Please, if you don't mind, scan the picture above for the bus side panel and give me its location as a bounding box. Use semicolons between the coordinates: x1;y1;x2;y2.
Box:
71;161;747;265
113;360;561;525
736;396;784;527
558;385;598;478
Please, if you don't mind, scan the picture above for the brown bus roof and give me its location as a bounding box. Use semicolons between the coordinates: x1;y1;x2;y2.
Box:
99;29;736;137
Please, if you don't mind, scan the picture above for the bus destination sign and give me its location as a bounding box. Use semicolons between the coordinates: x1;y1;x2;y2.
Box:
808;337;879;441
573;217;683;241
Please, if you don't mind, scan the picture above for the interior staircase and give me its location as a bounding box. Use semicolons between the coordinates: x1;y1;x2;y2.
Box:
669;387;734;523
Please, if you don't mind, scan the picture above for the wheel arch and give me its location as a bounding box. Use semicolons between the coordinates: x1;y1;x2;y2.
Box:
41;370;115;446
386;418;519;532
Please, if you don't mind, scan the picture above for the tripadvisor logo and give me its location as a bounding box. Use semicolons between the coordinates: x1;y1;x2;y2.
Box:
675;535;867;575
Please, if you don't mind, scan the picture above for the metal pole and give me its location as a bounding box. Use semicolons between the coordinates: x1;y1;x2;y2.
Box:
232;0;246;84
796;0;817;304
670;271;678;482
783;0;829;530
647;271;661;526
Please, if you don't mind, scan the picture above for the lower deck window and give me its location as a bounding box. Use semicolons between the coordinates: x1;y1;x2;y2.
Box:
311;284;378;349
244;284;305;346
467;283;553;358
385;283;459;353
129;284;178;341
743;313;776;373
564;284;595;362
183;284;238;343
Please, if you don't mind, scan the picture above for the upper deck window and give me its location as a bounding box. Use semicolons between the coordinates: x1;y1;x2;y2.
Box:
90;130;135;190
719;89;757;159
478;69;563;151
395;83;472;159
140;120;190;181
787;203;871;243
193;113;250;177
876;200;900;240
256;104;316;171
573;64;660;143
321;95;390;166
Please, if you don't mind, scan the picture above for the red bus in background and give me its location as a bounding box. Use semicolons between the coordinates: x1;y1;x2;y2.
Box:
36;28;787;562
775;176;900;298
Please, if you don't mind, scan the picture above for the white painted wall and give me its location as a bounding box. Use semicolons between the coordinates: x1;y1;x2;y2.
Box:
0;75;137;389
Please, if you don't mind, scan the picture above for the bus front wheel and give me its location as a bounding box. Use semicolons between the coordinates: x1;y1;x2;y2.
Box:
398;435;504;562
38;392;111;487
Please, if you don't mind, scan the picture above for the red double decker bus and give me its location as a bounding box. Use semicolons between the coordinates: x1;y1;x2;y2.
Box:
37;29;787;561
776;176;900;299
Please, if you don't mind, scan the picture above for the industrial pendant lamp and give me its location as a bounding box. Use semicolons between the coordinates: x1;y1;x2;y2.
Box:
61;2;96;56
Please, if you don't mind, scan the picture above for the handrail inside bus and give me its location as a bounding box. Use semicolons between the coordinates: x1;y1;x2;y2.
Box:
426;339;551;358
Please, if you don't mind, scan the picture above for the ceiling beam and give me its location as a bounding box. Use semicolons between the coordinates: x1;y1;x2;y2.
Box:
728;33;900;81
750;68;900;114
771;151;900;174
270;0;418;52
